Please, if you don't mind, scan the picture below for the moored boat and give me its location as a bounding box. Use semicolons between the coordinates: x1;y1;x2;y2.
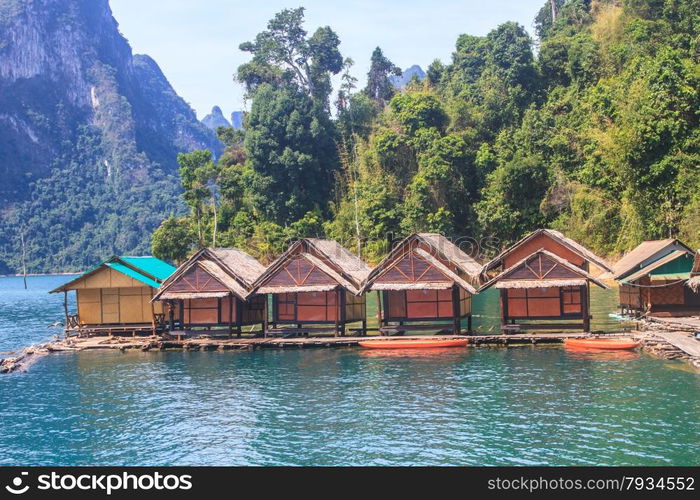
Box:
564;338;640;350
358;339;468;349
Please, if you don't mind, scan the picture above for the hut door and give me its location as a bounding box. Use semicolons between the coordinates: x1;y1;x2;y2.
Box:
386;290;407;318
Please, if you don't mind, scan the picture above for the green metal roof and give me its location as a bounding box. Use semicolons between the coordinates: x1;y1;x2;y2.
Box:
49;255;175;293
648;253;693;276
621;250;693;283
119;256;176;281
105;262;162;289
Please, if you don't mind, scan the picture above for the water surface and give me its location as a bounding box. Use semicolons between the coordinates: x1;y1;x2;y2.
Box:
0;275;697;466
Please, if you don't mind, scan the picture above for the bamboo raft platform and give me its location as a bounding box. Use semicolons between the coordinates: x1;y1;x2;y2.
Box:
47;332;591;352
644;315;700;333
3;329;699;373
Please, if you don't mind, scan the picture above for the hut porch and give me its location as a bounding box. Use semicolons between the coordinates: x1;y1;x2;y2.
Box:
50;256;176;335
617;246;699;317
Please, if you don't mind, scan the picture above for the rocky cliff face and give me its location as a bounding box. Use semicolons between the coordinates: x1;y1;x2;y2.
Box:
0;0;220;272
0;0;219;203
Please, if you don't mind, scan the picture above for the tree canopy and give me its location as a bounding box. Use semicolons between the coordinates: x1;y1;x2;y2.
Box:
154;1;700;265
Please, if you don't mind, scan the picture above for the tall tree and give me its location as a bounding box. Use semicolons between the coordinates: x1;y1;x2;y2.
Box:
237;7;343;109
364;47;402;104
236;8;343;226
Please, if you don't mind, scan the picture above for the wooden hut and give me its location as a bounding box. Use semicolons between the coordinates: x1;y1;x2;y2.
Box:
50;256;176;334
152;248;266;336
361;233;481;335
480;249;608;332
614;239;699;316
251;238;370;336
481;230;612;333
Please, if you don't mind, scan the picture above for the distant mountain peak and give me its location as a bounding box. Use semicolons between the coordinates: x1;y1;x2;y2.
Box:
201;106;231;130
390;65;426;89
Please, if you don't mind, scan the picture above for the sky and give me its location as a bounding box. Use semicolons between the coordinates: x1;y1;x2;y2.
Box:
110;0;546;121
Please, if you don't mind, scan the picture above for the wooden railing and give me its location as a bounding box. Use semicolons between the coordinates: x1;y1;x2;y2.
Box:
154;313;166;327
66;314;80;329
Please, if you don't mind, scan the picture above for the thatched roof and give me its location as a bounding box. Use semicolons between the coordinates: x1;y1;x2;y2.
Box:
482;229;612;274
688;251;700;291
304;238;371;284
252;238;370;295
153;248;265;301
417;233;483;275
361;233;481;294
479;249;608;291
612;239;694;279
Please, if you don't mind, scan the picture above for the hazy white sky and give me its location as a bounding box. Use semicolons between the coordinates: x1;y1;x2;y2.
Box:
110;0;546;120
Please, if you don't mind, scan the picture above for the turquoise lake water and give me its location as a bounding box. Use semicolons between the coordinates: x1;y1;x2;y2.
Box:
0;275;698;465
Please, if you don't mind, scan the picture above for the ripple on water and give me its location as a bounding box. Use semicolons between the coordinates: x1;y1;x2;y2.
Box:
1;277;699;466
2;346;697;465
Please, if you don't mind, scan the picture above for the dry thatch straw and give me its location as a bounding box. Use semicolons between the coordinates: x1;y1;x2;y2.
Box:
361;233;482;294
479;248;609;292
252;238;370;295
482;228;612;275
153;248;265;301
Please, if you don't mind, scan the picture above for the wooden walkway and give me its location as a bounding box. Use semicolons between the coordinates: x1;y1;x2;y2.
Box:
646;316;700;332
652;331;700;358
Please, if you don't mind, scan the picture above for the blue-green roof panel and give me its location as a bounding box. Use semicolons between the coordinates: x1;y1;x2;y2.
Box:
50;255;175;293
106;262;162;289
119;256;176;281
648;254;693;276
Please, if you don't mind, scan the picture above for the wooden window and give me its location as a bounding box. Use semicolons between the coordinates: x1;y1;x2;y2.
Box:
101;288;120;323
507;287;562;318
242;295;266;323
386;290;407;318
620;284;641;308
276;293;296;321
405;289;454;319
184;297;220;324
77;288;102;325
296;291;337;322
345;291;366;322
561;286;582;315
649;281;685;306
459;287;471;316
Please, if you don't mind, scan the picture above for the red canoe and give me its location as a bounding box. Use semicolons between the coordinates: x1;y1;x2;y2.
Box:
564;338;640;350
358;339;468;349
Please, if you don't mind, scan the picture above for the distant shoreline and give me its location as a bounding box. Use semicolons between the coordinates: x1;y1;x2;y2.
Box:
0;272;81;278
